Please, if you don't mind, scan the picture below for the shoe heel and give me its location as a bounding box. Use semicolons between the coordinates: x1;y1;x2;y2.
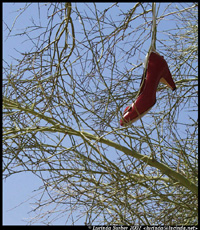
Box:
160;66;176;91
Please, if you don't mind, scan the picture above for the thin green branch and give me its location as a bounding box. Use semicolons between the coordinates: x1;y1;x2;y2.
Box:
3;97;198;195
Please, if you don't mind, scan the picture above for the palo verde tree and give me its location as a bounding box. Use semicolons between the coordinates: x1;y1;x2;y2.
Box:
3;2;198;225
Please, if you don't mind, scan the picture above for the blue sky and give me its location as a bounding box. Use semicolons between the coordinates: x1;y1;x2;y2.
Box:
3;3;128;225
3;3;85;225
3;2;197;225
3;3;39;225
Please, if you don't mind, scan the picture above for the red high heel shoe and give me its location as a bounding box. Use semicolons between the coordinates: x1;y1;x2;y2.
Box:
120;51;176;126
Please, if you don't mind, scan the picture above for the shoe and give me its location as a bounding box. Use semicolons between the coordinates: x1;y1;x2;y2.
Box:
120;51;176;126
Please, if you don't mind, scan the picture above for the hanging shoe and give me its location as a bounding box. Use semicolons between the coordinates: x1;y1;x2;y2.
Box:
120;51;176;126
